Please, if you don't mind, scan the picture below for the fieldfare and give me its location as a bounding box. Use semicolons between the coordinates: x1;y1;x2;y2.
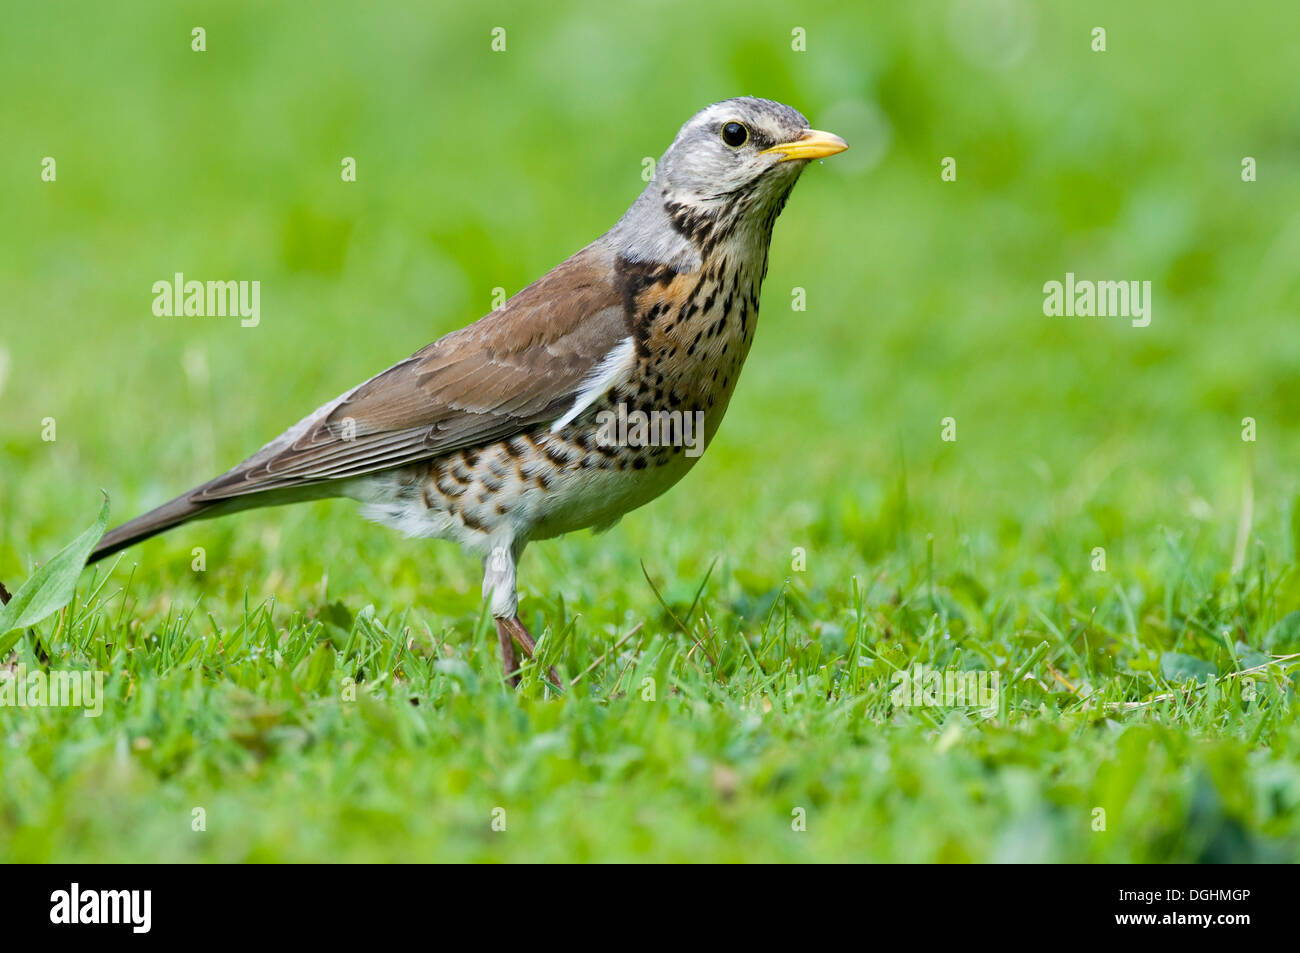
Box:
89;97;848;686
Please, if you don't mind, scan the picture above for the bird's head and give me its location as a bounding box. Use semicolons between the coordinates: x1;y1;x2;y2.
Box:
609;97;846;268
655;97;847;207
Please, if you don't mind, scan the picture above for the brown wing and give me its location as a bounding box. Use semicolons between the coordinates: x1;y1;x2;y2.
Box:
193;242;630;502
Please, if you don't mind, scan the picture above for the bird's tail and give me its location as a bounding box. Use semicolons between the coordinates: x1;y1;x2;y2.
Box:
88;491;220;564
88;478;343;565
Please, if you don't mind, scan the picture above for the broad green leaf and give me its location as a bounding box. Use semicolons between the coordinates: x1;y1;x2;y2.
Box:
1159;651;1217;685
1264;611;1300;654
0;494;109;654
1234;641;1271;671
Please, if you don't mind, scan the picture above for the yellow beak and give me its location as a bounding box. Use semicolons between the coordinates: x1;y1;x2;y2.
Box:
760;129;849;162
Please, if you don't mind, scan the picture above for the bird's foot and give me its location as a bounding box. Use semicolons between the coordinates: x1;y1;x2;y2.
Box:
495;615;562;690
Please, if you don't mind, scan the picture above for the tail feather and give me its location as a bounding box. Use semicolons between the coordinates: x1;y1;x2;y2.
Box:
88;479;345;565
88;492;216;564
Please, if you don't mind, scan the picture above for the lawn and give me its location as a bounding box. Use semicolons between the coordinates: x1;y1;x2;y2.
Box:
1;0;1299;862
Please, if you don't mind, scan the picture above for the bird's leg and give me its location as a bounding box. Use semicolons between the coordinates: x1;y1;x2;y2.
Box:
494;617;521;687
481;540;562;688
500;615;562;689
483;542;523;686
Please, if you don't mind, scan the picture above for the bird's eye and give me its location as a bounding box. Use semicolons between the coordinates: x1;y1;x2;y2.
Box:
721;121;748;148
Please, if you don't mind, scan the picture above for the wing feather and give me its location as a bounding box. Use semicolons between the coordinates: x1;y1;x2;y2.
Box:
193;243;634;502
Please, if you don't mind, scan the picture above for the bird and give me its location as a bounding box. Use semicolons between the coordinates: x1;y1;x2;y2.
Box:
87;97;847;687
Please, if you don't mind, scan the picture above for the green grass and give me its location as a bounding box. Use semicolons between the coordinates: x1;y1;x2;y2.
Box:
2;0;1300;862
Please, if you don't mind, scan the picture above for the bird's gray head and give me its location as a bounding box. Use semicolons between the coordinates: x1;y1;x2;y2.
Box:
609;97;847;268
657;98;830;201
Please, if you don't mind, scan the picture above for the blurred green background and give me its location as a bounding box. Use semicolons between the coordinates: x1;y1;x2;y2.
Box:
1;1;1299;862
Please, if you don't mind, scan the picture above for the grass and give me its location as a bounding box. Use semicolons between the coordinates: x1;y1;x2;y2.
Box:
2;0;1300;862
6;530;1300;862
